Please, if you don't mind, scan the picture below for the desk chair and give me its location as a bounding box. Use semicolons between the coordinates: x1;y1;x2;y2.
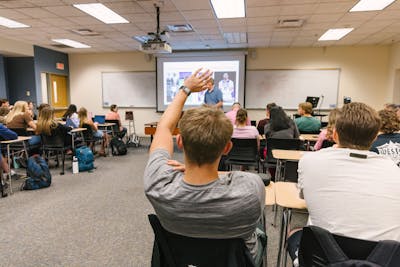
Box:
41;127;72;175
298;226;400;267
8;128;41;159
225;138;260;172
105;119;126;138
263;138;303;176
321;139;335;149
148;214;256;267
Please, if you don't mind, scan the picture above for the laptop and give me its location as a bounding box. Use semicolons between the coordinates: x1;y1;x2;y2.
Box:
93;115;106;124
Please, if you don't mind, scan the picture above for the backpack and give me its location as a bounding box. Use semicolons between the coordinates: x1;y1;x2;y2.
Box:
75;146;94;172
300;226;400;267
110;137;127;156
23;155;52;190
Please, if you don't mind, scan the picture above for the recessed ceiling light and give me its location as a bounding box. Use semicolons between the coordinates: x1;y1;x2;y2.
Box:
73;3;129;24
210;0;245;19
0;16;30;28
318;28;354;41
350;0;396;12
52;39;91;48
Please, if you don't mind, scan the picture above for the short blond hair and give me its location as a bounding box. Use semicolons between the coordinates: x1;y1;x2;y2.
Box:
179;107;233;165
299;102;313;115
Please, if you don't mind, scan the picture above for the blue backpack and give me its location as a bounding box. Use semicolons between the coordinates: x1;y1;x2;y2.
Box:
75;146;94;172
23;155;52;190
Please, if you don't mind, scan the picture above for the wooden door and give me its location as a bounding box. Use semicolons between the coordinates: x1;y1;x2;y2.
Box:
49;74;69;118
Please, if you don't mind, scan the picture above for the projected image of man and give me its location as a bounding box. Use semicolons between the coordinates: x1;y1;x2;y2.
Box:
204;78;223;109
218;73;234;102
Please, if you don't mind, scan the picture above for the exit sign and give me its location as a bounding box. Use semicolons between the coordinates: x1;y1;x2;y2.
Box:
56;62;64;70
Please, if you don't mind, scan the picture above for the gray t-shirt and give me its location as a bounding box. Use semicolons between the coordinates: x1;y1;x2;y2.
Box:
144;149;265;257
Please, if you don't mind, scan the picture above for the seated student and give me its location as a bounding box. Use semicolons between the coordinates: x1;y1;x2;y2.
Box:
5;101;41;146
105;104;127;138
225;102;250;126
257;102;276;135
294;102;321;133
36;106;73;153
313;108;340;150
264;106;299;139
63;104;79;128
144;69;266;266
287;102;400;263
27;101;37;120
370;109;400;167
78;107;108;156
232;108;260;150
0;124;17;196
0;105;9;124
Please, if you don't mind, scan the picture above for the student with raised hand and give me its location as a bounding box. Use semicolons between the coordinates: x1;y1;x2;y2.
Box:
264;106;299;139
78;107;108;156
294;102;321;133
287;102;400;264
144;69;266;266
63;104;79;128
314;108;340;150
105;104;127;138
370;109;400;167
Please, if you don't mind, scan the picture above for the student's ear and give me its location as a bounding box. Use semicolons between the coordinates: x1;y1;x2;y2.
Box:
222;141;233;155
332;128;339;144
176;134;184;150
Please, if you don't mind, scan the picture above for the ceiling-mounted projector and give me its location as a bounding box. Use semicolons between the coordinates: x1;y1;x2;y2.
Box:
140;41;172;54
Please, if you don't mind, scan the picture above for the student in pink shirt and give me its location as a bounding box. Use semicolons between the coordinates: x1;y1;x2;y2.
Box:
314;108;340;150
225;102;250;126
232;108;260;150
105;104;127;138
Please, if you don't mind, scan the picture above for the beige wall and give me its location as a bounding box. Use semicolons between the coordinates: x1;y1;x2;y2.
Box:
69;45;392;135
388;43;400;103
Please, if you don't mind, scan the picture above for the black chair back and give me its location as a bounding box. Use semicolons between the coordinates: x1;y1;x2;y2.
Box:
321;140;335;149
148;214;255;267
41;127;66;148
105;119;120;135
299;130;320;134
299;226;400;267
283;160;298;182
225;138;259;171
81;123;94;141
9;128;29;136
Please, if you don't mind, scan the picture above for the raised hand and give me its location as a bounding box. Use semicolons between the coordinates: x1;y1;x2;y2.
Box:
183;68;213;93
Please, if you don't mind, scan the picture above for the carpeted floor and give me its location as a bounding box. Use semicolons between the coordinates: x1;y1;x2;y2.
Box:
0;140;306;267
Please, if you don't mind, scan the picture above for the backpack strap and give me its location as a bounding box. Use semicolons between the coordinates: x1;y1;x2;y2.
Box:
308;226;349;263
367;240;400;267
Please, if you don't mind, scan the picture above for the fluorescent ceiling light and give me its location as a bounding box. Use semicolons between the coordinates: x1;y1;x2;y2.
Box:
318;28;354;41
350;0;395;12
73;3;129;24
0;16;30;28
52;39;91;48
211;0;245;18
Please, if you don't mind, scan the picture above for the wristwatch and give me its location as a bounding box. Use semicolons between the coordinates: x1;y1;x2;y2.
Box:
179;85;191;96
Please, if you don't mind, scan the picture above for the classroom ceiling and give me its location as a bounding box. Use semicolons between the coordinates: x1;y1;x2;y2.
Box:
0;0;400;55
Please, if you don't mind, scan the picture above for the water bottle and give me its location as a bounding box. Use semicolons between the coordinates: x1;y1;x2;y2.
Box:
72;156;79;174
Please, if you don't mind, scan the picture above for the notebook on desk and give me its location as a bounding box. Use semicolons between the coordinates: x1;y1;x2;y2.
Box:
93;115;106;124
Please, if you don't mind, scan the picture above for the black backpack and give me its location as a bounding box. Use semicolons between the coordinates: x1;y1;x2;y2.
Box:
110;137;127;156
299;226;400;267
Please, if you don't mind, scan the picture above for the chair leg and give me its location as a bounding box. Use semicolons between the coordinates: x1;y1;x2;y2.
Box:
60;151;65;175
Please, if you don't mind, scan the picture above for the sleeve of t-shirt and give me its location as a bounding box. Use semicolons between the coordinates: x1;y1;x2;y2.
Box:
251;126;259;138
143;149;177;195
0;124;17;140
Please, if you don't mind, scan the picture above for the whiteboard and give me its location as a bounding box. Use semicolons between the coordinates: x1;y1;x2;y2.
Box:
245;69;340;109
102;71;156;108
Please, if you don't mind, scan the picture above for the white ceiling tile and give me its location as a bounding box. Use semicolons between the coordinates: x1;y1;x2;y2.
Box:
181;10;214;20
313;2;354;14
170;0;211;10
0;9;31;20
27;0;65;7
279;4;317;16
43;6;84;17
308;13;343;23
0;1;36;8
17;7;59;18
247;6;281;18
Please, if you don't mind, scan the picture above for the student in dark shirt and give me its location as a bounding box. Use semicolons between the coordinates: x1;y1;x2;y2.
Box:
370;109;400;166
264;106;299;139
257;102;276;135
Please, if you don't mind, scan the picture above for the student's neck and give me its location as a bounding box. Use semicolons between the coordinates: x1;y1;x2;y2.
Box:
237;122;247;127
303;114;312;117
184;162;219;185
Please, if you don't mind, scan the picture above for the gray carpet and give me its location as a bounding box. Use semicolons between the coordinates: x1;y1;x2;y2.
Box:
0;140;307;267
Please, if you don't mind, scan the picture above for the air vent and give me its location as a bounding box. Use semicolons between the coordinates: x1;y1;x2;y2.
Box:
50;44;70;49
166;24;193;32
277;19;304;28
71;29;100;36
